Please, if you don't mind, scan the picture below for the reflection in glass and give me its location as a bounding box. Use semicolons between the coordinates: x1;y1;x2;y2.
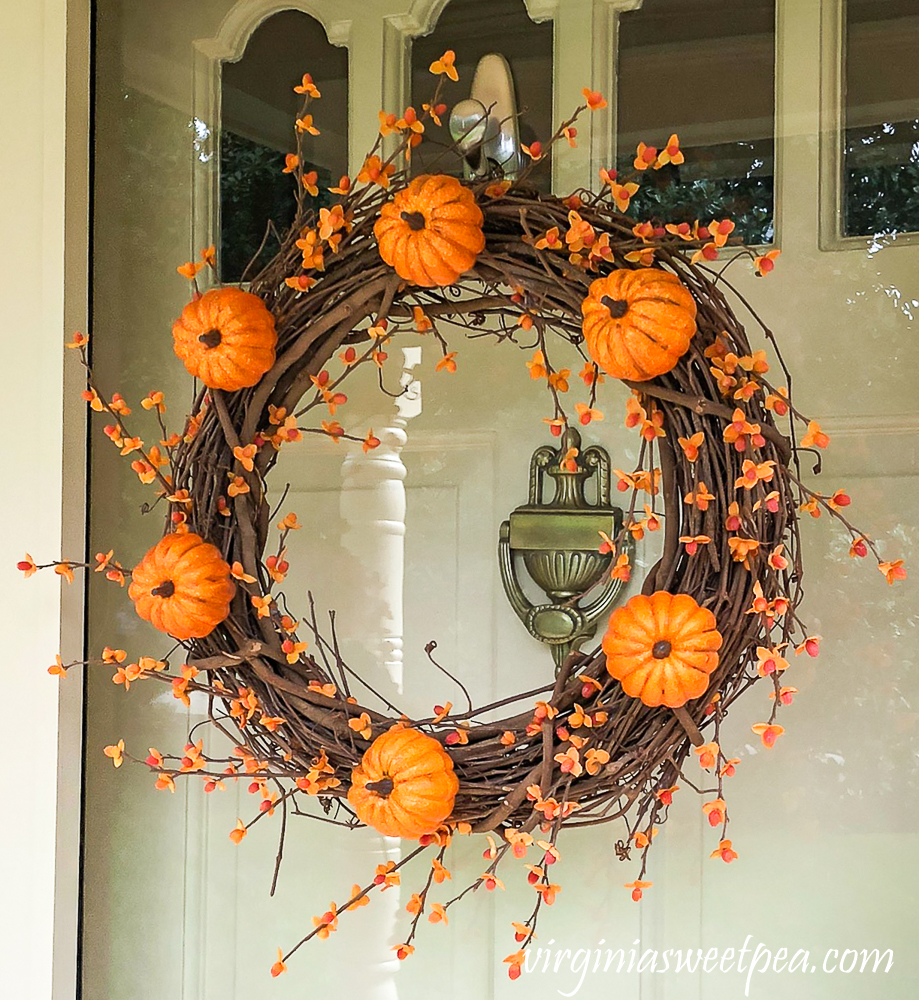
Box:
844;0;919;237
220;10;348;281
410;0;553;190
617;0;775;244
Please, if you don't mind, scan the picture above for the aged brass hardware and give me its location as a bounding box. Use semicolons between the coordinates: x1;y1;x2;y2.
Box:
498;427;627;671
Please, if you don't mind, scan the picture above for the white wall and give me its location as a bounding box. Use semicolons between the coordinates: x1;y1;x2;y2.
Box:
0;1;88;997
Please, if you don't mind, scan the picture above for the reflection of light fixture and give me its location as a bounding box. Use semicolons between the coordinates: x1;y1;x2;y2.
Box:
448;53;521;179
499;427;627;671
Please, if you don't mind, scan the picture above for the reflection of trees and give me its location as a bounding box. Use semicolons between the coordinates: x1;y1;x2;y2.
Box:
621;152;774;246
845;119;919;237
219;131;332;281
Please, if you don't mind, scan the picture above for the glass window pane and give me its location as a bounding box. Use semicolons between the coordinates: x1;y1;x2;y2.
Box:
220;11;347;281
844;0;919;238
617;0;775;243
81;1;919;996
410;0;553;189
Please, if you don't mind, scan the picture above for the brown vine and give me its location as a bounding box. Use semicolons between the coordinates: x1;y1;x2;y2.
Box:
158;180;803;836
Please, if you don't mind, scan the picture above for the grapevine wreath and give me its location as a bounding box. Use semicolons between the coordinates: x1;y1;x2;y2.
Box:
25;55;906;979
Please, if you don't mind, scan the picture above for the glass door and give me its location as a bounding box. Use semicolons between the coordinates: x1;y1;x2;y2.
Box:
84;2;918;998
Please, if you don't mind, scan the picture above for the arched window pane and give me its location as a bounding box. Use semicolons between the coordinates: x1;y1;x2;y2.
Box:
844;0;919;238
220;11;348;281
410;0;553;190
617;0;775;243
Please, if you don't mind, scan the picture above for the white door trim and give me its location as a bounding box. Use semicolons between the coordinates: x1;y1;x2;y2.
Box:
0;0;90;998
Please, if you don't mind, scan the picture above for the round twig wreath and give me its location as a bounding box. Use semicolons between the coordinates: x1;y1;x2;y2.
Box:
176;190;792;829
27;62;905;977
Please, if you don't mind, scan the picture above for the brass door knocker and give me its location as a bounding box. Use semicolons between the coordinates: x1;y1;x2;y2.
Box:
498;427;627;671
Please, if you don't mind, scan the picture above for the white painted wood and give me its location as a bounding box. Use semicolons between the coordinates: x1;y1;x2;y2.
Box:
0;2;89;998
191;3;353;280
588;0;644;186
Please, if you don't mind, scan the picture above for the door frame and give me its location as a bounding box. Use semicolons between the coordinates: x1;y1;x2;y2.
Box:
1;1;91;998
16;0;919;996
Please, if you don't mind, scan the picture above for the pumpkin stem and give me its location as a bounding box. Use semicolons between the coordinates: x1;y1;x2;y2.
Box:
601;295;629;319
400;210;426;232
198;328;222;349
365;777;394;797
652;640;672;659
151;579;176;598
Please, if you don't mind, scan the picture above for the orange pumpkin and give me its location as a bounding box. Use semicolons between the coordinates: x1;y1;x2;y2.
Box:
348;727;459;838
172;287;277;391
374;174;485;287
129;532;235;640
602;591;722;708
581;268;697;381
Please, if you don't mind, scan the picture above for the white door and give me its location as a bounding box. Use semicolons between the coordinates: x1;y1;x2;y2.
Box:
83;2;918;998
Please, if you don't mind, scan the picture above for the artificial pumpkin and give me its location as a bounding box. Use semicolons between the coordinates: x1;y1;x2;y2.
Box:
374;174;485;287
602;591;722;708
172;286;277;391
581;268;697;381
348;726;459;838
129;532;235;640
